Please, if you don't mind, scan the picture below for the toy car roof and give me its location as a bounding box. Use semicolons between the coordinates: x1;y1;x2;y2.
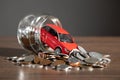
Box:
46;24;69;34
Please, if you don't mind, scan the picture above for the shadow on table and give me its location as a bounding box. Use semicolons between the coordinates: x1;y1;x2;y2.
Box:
0;48;27;57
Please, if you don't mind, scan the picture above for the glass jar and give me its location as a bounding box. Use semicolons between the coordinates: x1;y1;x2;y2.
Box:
17;14;62;54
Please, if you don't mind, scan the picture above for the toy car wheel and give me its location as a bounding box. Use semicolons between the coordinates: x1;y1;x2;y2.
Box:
54;48;61;54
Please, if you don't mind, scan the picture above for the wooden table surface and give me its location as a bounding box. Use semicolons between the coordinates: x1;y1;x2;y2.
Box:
0;37;120;80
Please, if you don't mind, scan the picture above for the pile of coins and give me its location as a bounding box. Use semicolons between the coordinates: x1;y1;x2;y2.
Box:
6;52;82;71
6;51;110;72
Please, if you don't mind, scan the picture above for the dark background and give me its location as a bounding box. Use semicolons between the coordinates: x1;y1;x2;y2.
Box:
0;0;120;36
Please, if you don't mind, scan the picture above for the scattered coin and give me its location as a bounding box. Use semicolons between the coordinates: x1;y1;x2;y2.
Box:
24;55;34;62
88;52;103;60
84;57;99;64
18;61;31;65
56;64;72;71
52;60;65;66
34;56;40;64
69;62;80;67
6;56;17;61
38;52;47;59
68;57;80;63
39;58;52;66
16;57;25;62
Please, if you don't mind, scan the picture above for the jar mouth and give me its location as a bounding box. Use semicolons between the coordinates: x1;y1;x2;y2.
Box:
17;14;62;54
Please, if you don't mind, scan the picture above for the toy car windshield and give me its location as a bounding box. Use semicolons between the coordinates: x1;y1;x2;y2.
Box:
59;33;73;43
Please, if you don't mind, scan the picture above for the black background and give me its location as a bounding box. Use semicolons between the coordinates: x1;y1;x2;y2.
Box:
0;0;120;36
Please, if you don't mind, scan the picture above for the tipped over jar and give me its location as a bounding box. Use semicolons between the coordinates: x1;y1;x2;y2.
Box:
17;14;62;54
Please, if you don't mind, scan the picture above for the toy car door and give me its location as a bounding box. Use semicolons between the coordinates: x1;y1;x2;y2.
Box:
41;26;59;49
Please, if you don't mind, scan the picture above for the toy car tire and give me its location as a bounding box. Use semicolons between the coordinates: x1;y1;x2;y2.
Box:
54;47;61;54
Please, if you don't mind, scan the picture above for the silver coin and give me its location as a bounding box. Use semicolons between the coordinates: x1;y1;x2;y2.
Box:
78;46;87;54
92;63;104;68
88;52;103;60
24;55;34;62
16;57;25;62
56;64;72;71
73;67;80;71
68;57;80;63
7;56;18;61
84;57;99;64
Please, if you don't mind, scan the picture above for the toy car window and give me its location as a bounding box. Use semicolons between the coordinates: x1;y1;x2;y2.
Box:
43;26;58;37
49;28;58;37
59;33;73;43
42;26;50;32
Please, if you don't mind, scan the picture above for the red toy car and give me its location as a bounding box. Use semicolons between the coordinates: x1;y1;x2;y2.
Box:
41;24;78;55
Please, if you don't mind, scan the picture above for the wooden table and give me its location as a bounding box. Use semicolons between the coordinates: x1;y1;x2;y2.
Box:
0;37;120;80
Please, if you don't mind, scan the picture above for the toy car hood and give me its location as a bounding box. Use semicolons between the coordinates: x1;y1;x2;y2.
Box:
61;42;78;51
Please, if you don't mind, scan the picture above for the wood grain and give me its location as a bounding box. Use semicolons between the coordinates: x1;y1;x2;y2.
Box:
0;37;120;80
